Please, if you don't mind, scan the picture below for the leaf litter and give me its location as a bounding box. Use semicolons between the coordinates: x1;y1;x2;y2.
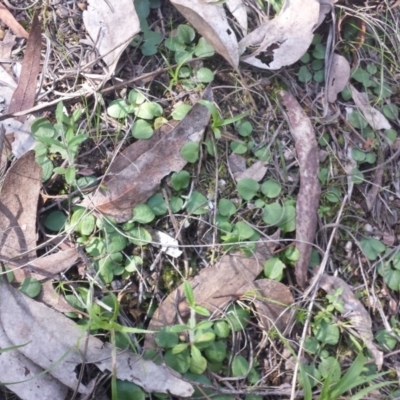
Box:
145;239;294;348
0;278;194;397
280;91;320;288
84;86;213;222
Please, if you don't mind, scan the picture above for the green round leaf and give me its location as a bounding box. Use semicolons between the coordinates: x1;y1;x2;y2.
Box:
127;226;152;245
194;37;215;57
375;329;398;350
171;170;190;191
165;348;190;374
44;210;67;232
352;148;366;162
147;193;168;216
230;141;247;154
213;320;231;338
232;355;249;377
311;59;324;71
237;178;260;201
236;121;253;137
204;341;227;363
128;89;146;106
264;257;285;281
132;204;155;224
226;305;250;332
115;381;145;400
134;102;163;119
261;180;282;198
312;320;339;345
218;199;237;217
196;67;214;83
186;191;208;215
155;329;179;348
107;99;131;119
131;119;154;139
383;104;399;120
20;277;41;298
181;142;200;163
171;103;192;121
348;111;368;129
107;233;128;253
177;24;195;44
235;221;255;240
170;196;184;213
262;202;283;226
298;66;312;83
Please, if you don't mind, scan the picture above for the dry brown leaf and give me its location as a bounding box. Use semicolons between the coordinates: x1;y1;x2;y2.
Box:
0;4;29;39
0;30;16;59
144;238;290;348
226;0;247;36
7;12;41;122
318;274;383;370
0;279;194;397
0;321;69;400
350;85;391;130
38;280;83;314
326;54;351;102
280;91;320;288
236;161;268;182
170;0;239;68
0;150;41;264
240;279;294;332
83;0;140;76
84;87;213;222
317;0;334;29
240;0;320;69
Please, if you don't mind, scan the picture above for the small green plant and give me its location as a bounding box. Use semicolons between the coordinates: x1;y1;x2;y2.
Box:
107;89;163;139
298;34;326;84
32;102;88;184
164;24;215;90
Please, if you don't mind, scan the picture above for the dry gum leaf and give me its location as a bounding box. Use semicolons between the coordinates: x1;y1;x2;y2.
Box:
0;4;29;39
0;279;194;397
85;86;213;222
145;238;293;348
318;274;383;370
326;54;351;103
279;91;320;288
83;0;140;76
240;0;320;69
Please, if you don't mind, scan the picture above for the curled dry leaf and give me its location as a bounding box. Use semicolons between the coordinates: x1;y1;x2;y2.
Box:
226;0;247;36
318;274;383;370
0;279;194;397
280;91;320;288
350;85;391;130
7;12;41;123
326;54;351;103
84;87;213;222
0;321;69;400
0;150;41;265
240;0;320;69
235;160;268;182
170;0;239;68
316;0;335;29
0;4;29;39
145;237;293;348
83;0;140;76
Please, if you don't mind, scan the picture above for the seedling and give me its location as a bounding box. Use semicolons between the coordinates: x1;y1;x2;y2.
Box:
32;102;88;184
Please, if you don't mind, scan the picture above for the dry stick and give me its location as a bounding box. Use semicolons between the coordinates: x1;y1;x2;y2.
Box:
290;194;348;400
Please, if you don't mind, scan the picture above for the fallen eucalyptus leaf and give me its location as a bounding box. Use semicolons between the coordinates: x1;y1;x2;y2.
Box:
144;237;292;348
240;0;320;69
0;279;194;397
326;54;351;103
280;91;320;288
84;87;212;222
83;0;140;76
318;274;383;370
350;85;391;130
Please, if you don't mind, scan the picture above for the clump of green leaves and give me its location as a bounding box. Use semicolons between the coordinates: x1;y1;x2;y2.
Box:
32;102;88;184
298;33;326;84
107;89;163;139
164;24;215;90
